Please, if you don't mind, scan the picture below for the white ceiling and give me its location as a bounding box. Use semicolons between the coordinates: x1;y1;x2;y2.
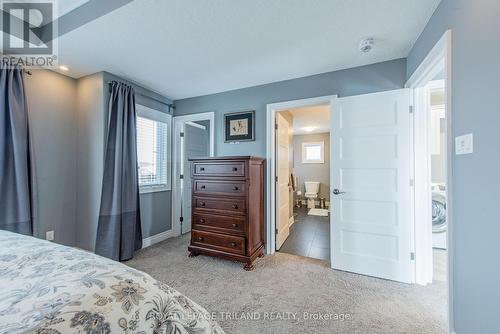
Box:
287;105;330;135
56;0;441;99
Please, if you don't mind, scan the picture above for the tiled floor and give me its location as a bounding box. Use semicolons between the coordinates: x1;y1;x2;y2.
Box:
433;248;447;282
279;207;330;261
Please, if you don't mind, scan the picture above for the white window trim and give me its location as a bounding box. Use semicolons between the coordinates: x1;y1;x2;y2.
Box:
302;141;325;164
136;104;172;194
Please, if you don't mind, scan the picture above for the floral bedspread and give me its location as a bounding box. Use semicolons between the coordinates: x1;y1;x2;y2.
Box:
0;230;224;334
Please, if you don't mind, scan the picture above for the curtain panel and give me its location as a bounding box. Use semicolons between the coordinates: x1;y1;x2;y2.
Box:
0;66;33;235
96;82;142;261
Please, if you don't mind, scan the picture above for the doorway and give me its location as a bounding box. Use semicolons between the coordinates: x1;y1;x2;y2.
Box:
406;29;453;333
275;106;331;261
428;80;448;281
172;112;215;236
268;90;415;284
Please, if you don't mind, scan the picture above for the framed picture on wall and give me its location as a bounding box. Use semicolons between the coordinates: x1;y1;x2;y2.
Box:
224;110;255;142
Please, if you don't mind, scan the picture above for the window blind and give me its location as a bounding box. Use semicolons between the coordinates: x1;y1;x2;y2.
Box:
136;115;168;188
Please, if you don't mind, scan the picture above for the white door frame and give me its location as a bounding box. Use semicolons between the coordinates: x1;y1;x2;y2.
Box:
172;112;215;236
266;95;337;254
406;30;453;333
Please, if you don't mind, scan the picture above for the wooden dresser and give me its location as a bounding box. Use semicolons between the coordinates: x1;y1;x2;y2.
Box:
187;156;265;270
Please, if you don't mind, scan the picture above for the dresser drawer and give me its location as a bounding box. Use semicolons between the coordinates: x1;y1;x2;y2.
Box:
193;162;245;177
193;180;246;197
192;230;245;255
193;213;245;235
193;196;246;215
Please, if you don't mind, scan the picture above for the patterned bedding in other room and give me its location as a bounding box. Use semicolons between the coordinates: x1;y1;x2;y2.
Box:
0;230;224;334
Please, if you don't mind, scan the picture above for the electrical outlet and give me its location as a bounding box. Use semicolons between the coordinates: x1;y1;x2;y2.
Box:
46;230;54;241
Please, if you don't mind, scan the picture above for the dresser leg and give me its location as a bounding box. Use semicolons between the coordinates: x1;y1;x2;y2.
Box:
243;262;255;271
188;251;199;258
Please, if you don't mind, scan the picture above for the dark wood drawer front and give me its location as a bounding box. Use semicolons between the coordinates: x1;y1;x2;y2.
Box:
192;230;245;255
194;180;246;197
193;213;245;235
193;162;245;177
194;197;246;215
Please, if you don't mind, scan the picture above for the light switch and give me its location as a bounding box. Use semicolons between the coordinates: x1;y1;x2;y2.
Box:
455;133;473;155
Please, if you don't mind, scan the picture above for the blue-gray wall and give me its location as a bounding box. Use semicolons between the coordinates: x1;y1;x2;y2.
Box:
25;70;78;246
174;59;407;157
408;1;500;333
76;72;104;250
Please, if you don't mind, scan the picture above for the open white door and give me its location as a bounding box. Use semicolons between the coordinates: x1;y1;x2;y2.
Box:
276;112;291;249
181;122;210;234
331;89;413;283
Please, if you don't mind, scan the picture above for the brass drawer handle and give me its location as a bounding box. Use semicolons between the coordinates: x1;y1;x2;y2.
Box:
200;202;206;207
232;204;238;209
232;223;238;228
233;186;239;191
231;242;237;247
197;237;204;241
232;167;238;171
199;219;205;224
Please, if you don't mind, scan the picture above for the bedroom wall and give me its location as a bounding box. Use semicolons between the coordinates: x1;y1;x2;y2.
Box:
25;70;78;246
174;59;407;157
407;0;500;332
75;72;105;250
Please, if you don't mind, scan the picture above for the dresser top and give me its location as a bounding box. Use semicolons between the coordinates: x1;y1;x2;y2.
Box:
188;156;265;162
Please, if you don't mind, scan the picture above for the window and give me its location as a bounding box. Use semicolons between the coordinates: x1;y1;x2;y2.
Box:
302;141;324;164
136;104;171;193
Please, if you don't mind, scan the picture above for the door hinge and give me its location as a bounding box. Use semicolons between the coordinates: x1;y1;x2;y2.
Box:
180;174;184;179
180;132;184;137
275;123;278;130
180;216;184;222
410;179;414;187
410;252;415;261
409;106;414;114
275;228;278;235
275;176;278;182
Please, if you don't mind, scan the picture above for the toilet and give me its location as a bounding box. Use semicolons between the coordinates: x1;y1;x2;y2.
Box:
304;182;320;209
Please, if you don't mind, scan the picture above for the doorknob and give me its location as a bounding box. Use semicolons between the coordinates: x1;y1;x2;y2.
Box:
332;189;346;195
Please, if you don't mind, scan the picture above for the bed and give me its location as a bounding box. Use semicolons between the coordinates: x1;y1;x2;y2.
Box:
0;230;224;334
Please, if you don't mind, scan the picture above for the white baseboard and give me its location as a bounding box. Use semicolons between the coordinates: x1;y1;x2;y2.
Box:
142;229;175;249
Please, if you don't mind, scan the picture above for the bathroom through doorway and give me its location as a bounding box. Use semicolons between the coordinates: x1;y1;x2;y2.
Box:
275;104;331;261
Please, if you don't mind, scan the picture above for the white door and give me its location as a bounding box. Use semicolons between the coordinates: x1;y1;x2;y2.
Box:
181;122;210;234
276;112;291;249
331;89;413;283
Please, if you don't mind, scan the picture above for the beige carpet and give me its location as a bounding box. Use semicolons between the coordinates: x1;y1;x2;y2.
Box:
125;234;447;334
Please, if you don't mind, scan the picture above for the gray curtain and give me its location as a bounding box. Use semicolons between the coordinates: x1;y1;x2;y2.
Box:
95;82;142;261
0;66;32;235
